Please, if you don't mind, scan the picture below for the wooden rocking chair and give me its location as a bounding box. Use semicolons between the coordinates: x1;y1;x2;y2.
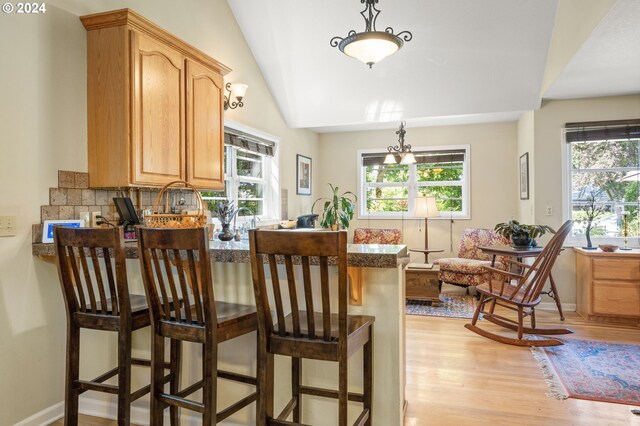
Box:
465;220;573;347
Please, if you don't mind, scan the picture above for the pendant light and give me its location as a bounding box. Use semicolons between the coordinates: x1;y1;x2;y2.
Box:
384;121;416;165
330;0;412;68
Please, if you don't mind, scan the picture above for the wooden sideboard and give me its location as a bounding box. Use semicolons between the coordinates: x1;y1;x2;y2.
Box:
574;247;640;326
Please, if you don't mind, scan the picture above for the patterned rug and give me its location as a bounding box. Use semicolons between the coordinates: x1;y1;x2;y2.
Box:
405;294;479;319
532;339;640;406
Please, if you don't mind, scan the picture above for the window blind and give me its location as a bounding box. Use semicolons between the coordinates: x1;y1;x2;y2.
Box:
362;149;465;167
224;127;275;156
565;119;640;143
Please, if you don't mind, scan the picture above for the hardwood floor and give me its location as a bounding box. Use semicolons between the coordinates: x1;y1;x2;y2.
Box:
52;309;640;426
404;308;640;426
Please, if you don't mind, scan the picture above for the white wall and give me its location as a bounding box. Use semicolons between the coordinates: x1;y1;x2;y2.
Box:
517;111;536;223
317;122;519;261
0;1;318;423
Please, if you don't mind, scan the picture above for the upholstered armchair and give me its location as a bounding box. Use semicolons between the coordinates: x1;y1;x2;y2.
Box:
433;228;510;288
353;228;403;245
349;228;403;305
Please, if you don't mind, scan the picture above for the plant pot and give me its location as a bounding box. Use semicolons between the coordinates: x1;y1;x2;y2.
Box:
511;234;533;247
217;223;235;241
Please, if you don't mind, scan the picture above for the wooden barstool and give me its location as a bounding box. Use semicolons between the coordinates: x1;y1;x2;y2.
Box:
54;226;178;426
248;229;374;426
137;227;259;425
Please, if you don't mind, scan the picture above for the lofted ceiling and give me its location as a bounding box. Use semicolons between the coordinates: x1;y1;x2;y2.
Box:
227;0;639;133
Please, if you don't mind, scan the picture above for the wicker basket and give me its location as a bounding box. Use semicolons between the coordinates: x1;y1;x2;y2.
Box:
146;181;208;229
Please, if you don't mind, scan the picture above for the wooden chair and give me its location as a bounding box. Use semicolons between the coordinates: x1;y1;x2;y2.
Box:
54;226;176;426
465;220;574;347
248;229;374;426
137;227;258;425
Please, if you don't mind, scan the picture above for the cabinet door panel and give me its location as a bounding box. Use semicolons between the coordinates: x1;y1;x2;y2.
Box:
592;281;640;316
593;258;640;280
186;59;224;189
132;31;185;185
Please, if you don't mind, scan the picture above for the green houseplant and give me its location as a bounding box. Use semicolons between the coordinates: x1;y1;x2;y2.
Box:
494;220;555;247
311;184;357;230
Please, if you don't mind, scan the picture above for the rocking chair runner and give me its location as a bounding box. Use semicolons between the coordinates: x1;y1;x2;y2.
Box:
465;220;573;347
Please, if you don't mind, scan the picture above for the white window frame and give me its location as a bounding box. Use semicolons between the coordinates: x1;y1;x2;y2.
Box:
202;120;280;227
357;144;471;220
563;137;640;246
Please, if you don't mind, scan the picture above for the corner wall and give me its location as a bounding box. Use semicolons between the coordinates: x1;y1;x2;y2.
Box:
529;94;640;308
0;1;318;423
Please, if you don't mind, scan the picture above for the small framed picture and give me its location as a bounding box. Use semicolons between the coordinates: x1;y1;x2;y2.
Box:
42;219;85;243
296;154;312;196
519;152;529;200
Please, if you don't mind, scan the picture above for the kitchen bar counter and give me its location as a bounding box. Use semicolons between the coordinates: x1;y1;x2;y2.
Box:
34;237;408;425
33;240;408;268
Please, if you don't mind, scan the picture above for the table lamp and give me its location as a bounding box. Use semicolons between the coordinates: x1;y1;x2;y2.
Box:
413;196;440;249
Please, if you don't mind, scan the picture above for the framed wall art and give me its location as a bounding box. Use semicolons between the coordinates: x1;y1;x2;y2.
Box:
519;152;529;200
296;154;312;196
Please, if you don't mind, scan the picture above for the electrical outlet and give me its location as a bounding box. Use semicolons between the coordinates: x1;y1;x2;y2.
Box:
91;211;101;228
0;216;16;237
546;206;553;216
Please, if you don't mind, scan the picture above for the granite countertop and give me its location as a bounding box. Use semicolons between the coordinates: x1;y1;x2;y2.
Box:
33;240;409;269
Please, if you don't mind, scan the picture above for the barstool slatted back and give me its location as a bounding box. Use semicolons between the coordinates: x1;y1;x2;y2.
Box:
54;226;159;426
249;229;374;426
138;227;258;425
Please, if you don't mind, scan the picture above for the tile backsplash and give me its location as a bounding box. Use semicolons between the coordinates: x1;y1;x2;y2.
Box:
40;171;199;223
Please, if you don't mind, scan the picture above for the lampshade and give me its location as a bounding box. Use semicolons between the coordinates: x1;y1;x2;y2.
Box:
383;153;397;164
400;152;416;165
342;32;402;67
230;83;248;99
413;196;440;218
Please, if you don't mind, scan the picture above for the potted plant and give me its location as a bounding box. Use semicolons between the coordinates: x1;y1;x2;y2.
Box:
311;184;357;230
577;191;606;250
212;200;239;241
494;220;555;247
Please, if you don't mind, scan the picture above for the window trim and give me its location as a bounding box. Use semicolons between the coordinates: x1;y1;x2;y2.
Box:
356;144;471;220
203;120;281;226
563;133;640;246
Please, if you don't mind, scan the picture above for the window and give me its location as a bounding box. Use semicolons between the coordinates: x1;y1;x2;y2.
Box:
358;146;470;219
565;120;640;244
201;126;278;222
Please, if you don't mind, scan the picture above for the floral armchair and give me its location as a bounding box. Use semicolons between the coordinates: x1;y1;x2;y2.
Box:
353;228;403;245
433;228;509;288
349;228;402;305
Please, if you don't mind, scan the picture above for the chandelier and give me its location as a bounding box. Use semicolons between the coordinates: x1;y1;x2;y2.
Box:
384;121;416;165
330;0;412;68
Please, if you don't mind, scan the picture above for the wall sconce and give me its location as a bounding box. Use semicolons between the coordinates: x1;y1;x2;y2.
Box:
384;121;416;164
224;82;248;110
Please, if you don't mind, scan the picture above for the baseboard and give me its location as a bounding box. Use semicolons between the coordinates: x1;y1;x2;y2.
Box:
14;402;64;426
15;397;245;426
539;302;576;312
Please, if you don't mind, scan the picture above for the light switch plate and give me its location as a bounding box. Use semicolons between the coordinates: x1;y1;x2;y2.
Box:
0;216;16;237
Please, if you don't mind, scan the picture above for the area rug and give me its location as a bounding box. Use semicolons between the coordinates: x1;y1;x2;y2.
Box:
405;294;479;319
532;338;640;406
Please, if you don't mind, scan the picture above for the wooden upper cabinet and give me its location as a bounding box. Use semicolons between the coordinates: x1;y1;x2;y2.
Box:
131;32;186;185
186;59;225;188
81;9;230;189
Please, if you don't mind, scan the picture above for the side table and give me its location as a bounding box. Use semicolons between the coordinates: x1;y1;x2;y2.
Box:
409;248;444;263
405;264;441;306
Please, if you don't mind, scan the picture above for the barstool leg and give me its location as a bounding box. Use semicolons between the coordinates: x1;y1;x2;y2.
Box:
202;342;217;425
364;325;373;426
256;350;274;426
150;333;165;426
292;357;302;422
64;325;80;426
169;339;181;425
117;325;132;425
338;358;348;426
